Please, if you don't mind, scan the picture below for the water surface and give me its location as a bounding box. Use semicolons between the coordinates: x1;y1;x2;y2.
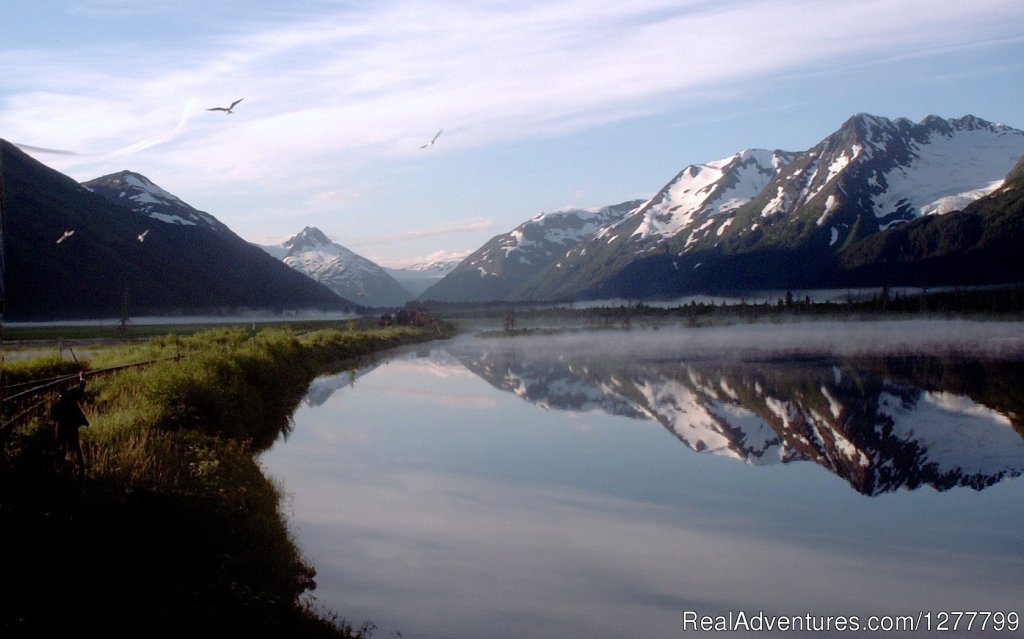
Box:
262;321;1024;638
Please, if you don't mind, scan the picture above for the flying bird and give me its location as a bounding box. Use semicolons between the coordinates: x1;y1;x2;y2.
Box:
56;229;75;244
137;229;149;243
206;98;244;114
419;128;443;149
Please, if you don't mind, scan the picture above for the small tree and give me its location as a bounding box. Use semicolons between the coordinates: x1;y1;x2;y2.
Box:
502;304;516;332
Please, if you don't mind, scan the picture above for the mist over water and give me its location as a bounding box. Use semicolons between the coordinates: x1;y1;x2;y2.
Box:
464;319;1024;361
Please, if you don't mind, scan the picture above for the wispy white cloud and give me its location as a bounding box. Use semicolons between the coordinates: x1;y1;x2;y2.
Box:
7;0;1022;176
3;0;1023;260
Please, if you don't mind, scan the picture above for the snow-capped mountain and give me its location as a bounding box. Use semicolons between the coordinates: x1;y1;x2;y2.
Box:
837;152;1024;282
454;348;1024;495
716;113;1024;251
510;113;1024;301
265;227;412;307
422;200;643;302
592;149;799;252
384;257;464;297
83;171;235;237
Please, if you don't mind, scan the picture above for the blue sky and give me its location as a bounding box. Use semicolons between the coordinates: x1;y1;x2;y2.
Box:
2;1;1023;267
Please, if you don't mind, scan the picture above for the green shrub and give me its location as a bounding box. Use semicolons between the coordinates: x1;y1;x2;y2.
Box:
2;355;84;385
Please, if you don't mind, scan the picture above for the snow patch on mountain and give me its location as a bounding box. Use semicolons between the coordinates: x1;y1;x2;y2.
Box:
123;174;185;207
761;186;789;218
918;180;1006;216
495;204;639;259
871;120;1024;225
628;149;796;244
82;171;227;232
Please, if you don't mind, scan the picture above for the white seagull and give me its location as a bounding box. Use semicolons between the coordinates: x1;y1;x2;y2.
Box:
56;229;75;244
206;98;244;114
420;128;443;149
138;229;150;243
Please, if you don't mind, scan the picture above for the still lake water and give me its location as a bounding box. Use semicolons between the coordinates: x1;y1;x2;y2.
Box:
261;321;1024;638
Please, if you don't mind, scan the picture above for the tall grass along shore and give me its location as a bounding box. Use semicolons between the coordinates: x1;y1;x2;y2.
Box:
0;323;452;638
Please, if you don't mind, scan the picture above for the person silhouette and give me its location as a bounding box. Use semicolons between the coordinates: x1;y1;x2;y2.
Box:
51;373;89;479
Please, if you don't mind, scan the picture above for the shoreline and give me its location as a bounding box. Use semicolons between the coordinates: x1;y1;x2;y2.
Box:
0;322;453;638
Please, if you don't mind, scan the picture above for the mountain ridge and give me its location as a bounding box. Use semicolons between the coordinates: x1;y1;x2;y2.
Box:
422;200;644;302
5;111;1021;316
427;113;1024;303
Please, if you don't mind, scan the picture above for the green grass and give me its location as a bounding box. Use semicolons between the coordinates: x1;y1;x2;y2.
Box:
1;323;453;638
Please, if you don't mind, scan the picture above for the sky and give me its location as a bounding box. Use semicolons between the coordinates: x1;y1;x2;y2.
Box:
2;1;1023;268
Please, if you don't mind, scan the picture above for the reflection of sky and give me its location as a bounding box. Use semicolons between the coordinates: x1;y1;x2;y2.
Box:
262;343;1024;639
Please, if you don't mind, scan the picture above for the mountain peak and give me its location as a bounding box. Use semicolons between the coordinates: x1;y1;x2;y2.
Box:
271;228;413;307
846;111;890;127
948;114;997;132
831;112;901;148
86;170;185;208
286;226;334;251
83;171;231;235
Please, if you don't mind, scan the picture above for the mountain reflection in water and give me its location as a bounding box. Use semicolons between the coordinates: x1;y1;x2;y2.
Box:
269;322;1024;639
450;346;1024;496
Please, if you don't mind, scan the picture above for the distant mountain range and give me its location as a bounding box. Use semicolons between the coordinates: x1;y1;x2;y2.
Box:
0;145;351;320
422;114;1024;302
3;112;1022;319
257;229;465;305
384;258;462;297
423;200;644;302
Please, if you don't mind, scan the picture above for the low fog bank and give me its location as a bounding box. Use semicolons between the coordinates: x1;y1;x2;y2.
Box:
458;319;1024;361
4;309;363;328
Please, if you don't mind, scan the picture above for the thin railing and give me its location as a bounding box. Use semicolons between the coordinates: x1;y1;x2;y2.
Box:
0;355;182;435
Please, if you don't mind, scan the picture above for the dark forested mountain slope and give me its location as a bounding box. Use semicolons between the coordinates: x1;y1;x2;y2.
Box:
0;141;349;320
